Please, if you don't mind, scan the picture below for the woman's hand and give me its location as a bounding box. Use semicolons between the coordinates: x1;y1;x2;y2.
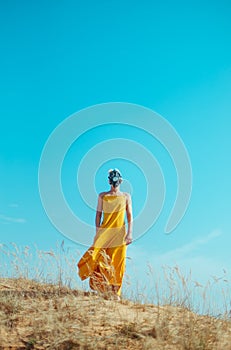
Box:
125;233;133;245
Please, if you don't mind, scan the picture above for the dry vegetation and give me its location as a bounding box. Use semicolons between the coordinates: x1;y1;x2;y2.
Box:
0;278;231;350
0;244;231;349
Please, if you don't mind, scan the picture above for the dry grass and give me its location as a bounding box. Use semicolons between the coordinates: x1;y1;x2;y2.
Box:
0;244;231;349
0;278;231;350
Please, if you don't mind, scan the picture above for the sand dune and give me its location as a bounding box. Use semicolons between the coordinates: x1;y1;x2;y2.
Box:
0;278;231;349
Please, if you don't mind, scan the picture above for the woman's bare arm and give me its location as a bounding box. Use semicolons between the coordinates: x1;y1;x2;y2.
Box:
125;193;133;245
95;193;103;233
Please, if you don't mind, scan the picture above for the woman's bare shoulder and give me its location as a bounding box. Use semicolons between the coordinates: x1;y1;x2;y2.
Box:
98;191;109;198
123;192;131;200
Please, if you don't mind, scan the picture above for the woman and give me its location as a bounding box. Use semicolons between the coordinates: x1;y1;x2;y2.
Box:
77;169;133;299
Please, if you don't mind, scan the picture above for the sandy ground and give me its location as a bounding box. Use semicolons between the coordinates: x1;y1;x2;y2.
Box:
0;278;231;350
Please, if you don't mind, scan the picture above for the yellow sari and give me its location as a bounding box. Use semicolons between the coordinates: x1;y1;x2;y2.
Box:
77;194;127;296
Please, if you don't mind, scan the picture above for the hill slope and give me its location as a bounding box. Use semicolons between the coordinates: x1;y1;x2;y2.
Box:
0;278;231;350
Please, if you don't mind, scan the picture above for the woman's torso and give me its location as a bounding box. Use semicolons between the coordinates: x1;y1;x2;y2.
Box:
101;194;126;229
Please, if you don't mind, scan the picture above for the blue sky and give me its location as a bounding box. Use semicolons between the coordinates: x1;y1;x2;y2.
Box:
1;1;231;309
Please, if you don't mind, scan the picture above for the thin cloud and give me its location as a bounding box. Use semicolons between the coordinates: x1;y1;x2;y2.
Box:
158;229;222;261
0;214;26;224
8;203;19;208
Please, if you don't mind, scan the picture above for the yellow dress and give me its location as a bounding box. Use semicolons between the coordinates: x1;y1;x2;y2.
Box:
77;194;127;296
